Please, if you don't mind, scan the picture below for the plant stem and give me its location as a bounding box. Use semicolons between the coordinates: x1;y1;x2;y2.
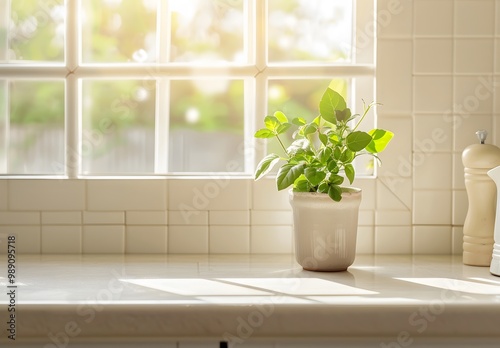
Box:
307;133;317;155
352;101;374;132
275;134;289;158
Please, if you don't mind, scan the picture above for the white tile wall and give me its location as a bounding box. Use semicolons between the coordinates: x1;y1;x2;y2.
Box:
413;190;452;225
83;211;125;225
414;76;453;113
41;226;81;254
0;212;40;225
413;115;453;152
209;226;250;254
415;39;453;74
42;212;82;225
376;180;411;211
414;0;453;36
0;0;498;256
358;210;374;226
413;226;452;255
497;0;500;34
126;226;167;254
251;226;293;254
355;179;377;210
126;211;168;225
252;179;289;210
251;211;293;226
0;181;7;211
455;39;494;73
375;226;412;254
83;226;125;254
209;211;249;225
377;39;413;113
453;153;466;190
9;180;85;211
413;153;452;190
453;190;468;225
0;226;40;253
169;179;250;211
168;226;209;254
356;226;374;254
377;118;412;177
452;226;464;255
169;210;209;226
455;0;495;36
87;180;167;211
496;39;500;72
453;76;495;115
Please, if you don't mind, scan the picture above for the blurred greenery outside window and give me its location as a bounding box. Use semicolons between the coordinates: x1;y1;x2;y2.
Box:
0;0;375;176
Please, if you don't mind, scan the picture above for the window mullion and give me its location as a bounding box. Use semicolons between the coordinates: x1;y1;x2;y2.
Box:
255;0;267;71
66;0;80;178
155;0;170;173
252;0;268;172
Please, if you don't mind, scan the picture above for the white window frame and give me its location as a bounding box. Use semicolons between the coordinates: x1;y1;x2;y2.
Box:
0;0;376;178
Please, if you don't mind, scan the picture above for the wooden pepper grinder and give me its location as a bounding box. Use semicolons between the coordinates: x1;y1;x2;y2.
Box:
462;130;500;266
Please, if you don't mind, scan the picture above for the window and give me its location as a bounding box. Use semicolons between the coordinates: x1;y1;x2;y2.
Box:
0;0;375;177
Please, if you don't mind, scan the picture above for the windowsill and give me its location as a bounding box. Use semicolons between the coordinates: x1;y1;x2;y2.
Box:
2;254;500;345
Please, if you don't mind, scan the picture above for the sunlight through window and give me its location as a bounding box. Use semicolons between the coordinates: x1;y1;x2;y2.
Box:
0;0;375;176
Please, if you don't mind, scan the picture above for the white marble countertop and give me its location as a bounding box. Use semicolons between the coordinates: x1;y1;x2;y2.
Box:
2;254;500;346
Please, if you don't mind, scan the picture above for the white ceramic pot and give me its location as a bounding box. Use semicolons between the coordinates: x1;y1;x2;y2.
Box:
289;188;362;272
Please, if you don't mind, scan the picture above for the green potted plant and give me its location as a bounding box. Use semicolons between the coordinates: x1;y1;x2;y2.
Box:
254;87;393;271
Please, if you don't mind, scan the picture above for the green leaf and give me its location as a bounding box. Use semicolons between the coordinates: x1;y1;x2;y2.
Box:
318;133;328;146
303;123;318;136
330;174;344;186
254;128;275;138
333;147;342;160
254;153;280;180
366;129;394;153
264;116;280;131
292;117;306;126
276;122;292;135
294;175;311;192
318;182;329;193
346;131;372;152
274;111;288;123
277;163;305;191
329;133;340;145
345;163;355;184
328;185;342;202
319;88;347;124
327;159;338;173
287;139;309;155
304;167;327;186
335;108;351;122
318;147;332;164
340;149;354;163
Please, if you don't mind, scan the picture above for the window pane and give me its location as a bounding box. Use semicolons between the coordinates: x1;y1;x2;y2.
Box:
169;79;245;172
82;80;156;174
268;0;353;63
169;0;245;63
6;0;65;63
82;0;158;63
0;1;8;60
8;80;65;174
